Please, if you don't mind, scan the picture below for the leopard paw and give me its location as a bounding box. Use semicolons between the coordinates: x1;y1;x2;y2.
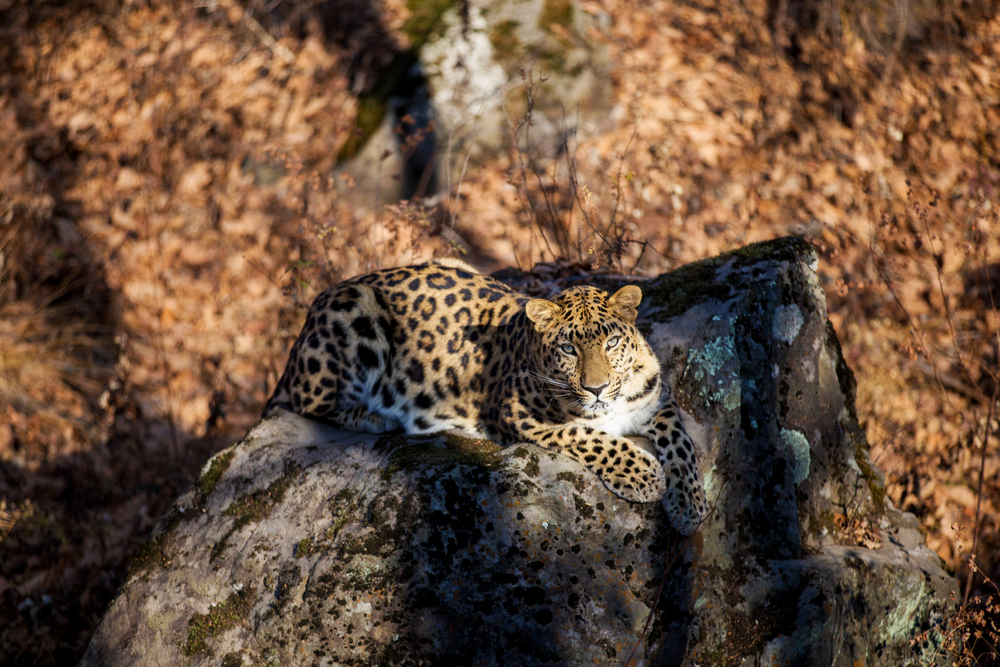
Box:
645;399;709;533
571;436;667;504
661;464;708;535
602;455;668;504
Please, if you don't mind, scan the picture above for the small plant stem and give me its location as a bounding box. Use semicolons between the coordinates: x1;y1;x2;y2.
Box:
964;254;1000;611
964;384;997;609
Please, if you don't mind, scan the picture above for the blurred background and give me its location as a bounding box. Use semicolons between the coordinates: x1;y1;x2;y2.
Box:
0;0;997;663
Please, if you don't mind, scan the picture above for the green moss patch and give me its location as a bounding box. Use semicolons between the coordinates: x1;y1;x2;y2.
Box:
341;494;412;557
380;435;503;481
327;488;360;540
129;449;237;578
402;0;459;49
196;450;234;500
224;466;300;528
182;585;256;656
556;471;585;493
513;447;541;477
294;536;318;558
573;494;595;519
294;489;362;559
645;236;817;320
127;506;183;578
210;465;301;562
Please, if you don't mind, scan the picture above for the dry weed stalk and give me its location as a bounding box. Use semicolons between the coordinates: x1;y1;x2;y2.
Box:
912;543;1000;666
504;70;563;265
870;183;1000;664
503;71;669;274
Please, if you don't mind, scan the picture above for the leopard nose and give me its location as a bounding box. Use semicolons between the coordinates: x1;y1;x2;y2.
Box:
584;383;608;398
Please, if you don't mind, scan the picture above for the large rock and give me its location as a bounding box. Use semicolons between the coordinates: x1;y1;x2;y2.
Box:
80;238;956;666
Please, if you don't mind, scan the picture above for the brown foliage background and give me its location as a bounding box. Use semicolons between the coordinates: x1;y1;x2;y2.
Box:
0;0;998;663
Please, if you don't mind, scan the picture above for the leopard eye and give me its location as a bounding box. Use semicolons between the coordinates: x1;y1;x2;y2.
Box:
606;335;622;350
559;343;576;356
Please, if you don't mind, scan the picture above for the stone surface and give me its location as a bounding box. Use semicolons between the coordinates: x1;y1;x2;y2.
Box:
79;237;957;667
418;0;613;160
342;0;612;201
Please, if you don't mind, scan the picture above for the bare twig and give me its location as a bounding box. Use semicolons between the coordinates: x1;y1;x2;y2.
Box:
964;383;997;610
215;0;296;64
503;72;559;262
964;251;1000;610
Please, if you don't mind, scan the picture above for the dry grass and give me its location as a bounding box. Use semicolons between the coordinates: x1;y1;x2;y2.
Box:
0;200;117;465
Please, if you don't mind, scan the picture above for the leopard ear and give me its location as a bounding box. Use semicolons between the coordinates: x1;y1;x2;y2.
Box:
608;285;642;324
525;299;561;332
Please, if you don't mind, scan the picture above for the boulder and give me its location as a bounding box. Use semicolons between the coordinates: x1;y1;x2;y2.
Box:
79;237;957;666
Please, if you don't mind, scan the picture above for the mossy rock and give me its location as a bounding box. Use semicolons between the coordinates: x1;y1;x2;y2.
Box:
82;239;957;667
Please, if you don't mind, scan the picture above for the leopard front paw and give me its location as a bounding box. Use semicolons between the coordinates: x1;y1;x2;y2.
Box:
661;467;708;535
595;444;667;504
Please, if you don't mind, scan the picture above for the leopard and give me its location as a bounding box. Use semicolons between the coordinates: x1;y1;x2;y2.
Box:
265;260;708;535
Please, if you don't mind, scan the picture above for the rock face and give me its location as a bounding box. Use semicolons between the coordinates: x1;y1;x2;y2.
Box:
80;238;957;667
417;0;612;161
342;0;612;201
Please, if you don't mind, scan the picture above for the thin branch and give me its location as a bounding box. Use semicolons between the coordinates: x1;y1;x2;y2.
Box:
964;250;1000;610
216;0;295;64
964;383;997;610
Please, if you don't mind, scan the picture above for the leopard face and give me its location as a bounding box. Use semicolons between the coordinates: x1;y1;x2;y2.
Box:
525;285;662;436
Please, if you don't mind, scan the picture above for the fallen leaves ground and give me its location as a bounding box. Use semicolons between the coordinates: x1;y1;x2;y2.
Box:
1;0;998;663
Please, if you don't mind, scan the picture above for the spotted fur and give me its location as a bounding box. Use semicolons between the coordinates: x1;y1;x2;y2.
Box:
265;262;707;534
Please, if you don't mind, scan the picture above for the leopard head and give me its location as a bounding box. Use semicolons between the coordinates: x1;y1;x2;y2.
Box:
525;285;660;418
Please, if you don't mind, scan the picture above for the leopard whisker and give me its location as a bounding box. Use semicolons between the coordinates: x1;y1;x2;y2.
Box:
529;367;570;389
